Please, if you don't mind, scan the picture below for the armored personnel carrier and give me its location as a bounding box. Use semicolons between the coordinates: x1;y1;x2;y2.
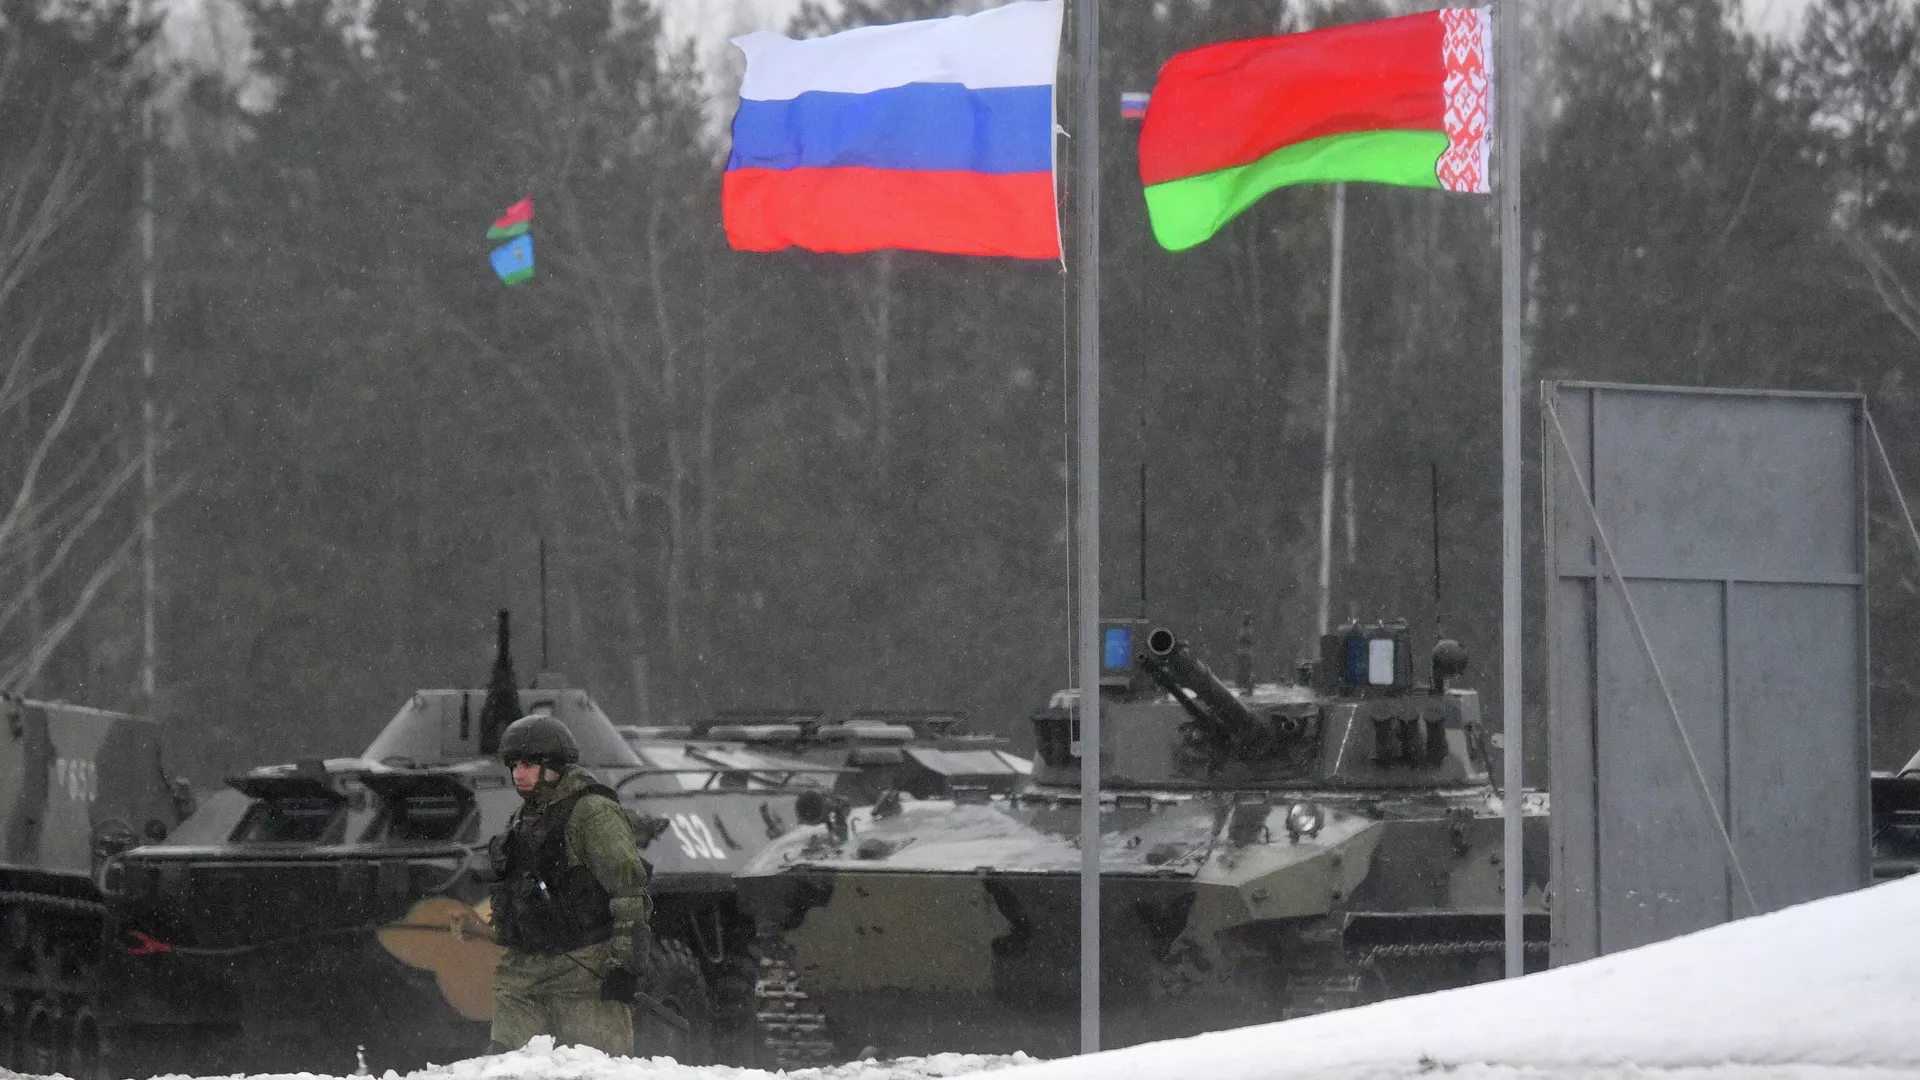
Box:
736;619;1550;1065
625;710;1030;805
0;696;193;1078
96;614;841;1076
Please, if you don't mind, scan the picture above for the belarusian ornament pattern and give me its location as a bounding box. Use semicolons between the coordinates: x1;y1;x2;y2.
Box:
1437;6;1492;194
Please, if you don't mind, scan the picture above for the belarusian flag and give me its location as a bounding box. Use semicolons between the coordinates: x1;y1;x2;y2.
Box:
488;196;533;240
1138;8;1491;252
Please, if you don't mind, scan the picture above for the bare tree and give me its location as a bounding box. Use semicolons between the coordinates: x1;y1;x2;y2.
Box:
0;13;168;696
1845;230;1920;350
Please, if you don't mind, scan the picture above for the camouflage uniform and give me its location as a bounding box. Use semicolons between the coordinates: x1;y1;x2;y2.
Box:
490;766;652;1055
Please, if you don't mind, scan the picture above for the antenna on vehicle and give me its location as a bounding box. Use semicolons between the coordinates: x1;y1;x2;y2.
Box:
1430;462;1444;637
539;536;551;671
1137;459;1148;620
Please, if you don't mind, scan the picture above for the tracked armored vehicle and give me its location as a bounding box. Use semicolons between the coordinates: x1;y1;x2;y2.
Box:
0;696;192;1078
624;711;1030;806
97;614;840;1076
736;619;1550;1065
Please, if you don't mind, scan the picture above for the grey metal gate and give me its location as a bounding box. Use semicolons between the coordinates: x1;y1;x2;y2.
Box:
1544;382;1869;966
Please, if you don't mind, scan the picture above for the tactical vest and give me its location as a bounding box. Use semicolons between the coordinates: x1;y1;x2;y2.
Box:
491;782;620;954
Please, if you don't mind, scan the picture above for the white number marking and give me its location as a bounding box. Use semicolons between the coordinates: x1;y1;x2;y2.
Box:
52;758;98;802
669;813;728;860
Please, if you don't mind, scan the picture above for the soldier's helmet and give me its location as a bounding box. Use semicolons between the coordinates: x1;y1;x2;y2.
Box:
498;712;580;769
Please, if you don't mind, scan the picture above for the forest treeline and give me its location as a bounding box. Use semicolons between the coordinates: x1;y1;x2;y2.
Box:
0;0;1915;783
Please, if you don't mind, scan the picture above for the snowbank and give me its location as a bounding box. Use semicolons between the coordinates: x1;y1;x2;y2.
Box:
176;1040;1032;1080
139;873;1920;1080
1001;873;1920;1080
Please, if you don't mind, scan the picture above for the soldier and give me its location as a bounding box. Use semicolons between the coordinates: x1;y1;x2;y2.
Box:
452;712;652;1056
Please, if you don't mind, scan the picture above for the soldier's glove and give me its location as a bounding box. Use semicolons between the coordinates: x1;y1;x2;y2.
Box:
608;927;654;978
599;965;639;1003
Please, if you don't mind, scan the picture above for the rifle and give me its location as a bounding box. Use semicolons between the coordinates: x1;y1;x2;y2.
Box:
560;951;689;1033
630;987;691;1033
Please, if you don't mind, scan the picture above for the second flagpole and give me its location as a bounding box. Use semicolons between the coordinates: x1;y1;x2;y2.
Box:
1073;0;1103;1057
1498;0;1526;980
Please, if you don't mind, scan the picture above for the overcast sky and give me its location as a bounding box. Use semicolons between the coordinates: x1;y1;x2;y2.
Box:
670;0;1819;61
1746;0;1817;37
661;0;812;65
157;0;1824;123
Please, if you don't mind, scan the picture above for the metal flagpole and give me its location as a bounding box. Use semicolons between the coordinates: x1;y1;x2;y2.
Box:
1073;0;1103;1055
138;0;158;708
1315;182;1346;637
1498;0;1526;980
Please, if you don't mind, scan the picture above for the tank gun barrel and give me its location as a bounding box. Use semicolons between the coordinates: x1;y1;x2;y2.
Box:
1139;628;1265;754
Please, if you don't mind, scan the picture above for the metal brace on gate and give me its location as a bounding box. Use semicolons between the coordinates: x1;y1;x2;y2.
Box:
1543;395;1761;917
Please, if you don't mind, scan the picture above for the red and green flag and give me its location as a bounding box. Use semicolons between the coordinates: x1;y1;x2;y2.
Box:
487;196;534;286
488;196;533;240
1138;8;1492;252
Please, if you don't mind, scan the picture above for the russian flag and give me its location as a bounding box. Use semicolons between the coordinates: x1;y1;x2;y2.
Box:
723;0;1063;260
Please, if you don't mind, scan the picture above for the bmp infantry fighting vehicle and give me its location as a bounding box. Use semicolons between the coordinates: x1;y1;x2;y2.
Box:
737;619;1551;1064
0;696;193;1078
624;711;1030;806
96;613;842;1076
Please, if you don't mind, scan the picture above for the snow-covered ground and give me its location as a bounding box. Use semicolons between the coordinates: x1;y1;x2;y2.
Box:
142;873;1920;1080
994;873;1920;1080
194;1044;1033;1080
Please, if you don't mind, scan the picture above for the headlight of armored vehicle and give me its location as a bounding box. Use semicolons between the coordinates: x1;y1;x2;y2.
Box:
1285;800;1325;840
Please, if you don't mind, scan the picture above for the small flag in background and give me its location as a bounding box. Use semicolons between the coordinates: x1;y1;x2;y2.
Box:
1119;91;1150;120
487;196;534;285
488;196;532;240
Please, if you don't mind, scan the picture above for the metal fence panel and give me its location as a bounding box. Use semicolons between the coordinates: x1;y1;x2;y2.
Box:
1544;382;1869;966
1546;574;1598;958
1728;582;1865;908
1593;579;1729;953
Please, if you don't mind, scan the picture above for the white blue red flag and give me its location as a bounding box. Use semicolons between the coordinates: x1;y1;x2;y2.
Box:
723;0;1063;259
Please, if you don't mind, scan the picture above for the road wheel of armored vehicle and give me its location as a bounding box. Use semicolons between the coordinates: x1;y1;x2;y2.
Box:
25;930;56;982
706;954;762;1068
1281;954;1389;1020
642;939;715;1065
64;1003;102;1080
19;996;61;1075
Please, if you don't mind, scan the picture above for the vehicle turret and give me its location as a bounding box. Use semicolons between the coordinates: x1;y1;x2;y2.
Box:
1028;621;1488;791
1137;626;1307;765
